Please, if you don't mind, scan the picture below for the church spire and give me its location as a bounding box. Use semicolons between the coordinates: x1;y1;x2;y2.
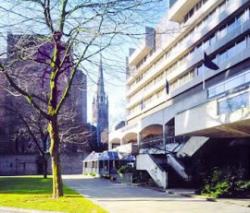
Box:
92;54;109;147
97;55;105;98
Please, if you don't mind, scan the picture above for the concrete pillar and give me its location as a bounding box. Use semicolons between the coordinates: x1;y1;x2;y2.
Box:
163;124;166;153
137;133;141;149
108;142;112;150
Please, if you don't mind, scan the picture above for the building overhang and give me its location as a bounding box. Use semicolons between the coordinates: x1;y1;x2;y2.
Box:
128;42;152;67
168;0;200;23
175;96;250;138
128;27;155;66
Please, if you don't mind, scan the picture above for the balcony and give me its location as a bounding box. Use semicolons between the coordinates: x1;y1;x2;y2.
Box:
128;17;250;103
127;78;166;109
127;0;249;96
175;89;250;137
109;123;138;144
168;0;201;23
139;136;164;154
112;143;138;154
208;71;250;98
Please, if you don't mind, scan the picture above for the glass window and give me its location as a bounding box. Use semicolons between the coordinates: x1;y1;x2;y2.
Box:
197;65;205;76
225;75;245;91
218;26;227;39
215;84;224;95
208;71;250;98
202;40;209;50
210;34;216;46
246;72;250;82
227;20;237;33
218;92;249;114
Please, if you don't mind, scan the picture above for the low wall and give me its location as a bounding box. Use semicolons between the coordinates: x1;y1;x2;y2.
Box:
0;154;38;175
0;153;87;175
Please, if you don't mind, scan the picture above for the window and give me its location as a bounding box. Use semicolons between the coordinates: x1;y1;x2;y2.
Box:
218;26;227;39
227;19;237;33
140;100;144;110
224;75;245;91
218;92;249;114
197;64;205;76
208;71;250;98
210;34;217;47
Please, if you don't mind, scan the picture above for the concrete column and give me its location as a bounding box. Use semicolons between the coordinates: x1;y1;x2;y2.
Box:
137;132;141;149
120;138;124;145
108;142;112;150
162;125;166;154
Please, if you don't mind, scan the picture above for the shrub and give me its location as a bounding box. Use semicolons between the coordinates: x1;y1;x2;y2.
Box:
201;167;250;198
89;172;96;177
117;165;134;174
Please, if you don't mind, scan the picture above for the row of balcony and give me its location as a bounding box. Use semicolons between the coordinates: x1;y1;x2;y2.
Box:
127;34;250;119
127;0;248;96
127;15;250;112
127;0;227;85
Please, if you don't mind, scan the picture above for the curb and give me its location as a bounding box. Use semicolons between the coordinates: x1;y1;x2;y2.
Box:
0;207;62;213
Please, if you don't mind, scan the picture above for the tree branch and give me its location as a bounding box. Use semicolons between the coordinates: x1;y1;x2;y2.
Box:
0;64;49;119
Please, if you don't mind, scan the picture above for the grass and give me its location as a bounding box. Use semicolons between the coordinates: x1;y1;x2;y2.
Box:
0;176;107;213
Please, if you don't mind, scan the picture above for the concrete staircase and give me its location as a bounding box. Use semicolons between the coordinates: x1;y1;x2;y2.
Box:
166;137;210;181
136;154;168;189
136;137;210;188
167;153;189;181
177;136;209;158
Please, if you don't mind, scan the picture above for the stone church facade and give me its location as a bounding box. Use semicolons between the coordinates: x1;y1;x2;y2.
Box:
0;33;88;175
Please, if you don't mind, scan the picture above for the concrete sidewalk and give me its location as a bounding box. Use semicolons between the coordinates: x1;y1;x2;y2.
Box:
63;175;250;213
217;199;250;208
0;207;61;213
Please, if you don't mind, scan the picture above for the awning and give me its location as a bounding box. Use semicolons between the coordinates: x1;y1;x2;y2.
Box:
121;154;135;161
84;151;136;162
177;136;209;157
99;151;121;161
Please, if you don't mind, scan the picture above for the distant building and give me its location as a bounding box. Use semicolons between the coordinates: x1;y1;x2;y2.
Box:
92;57;109;145
0;60;11;153
68;70;87;124
0;33;88;175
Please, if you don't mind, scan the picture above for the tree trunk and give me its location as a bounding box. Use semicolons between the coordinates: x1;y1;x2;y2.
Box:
48;117;63;198
42;127;49;179
43;157;48;179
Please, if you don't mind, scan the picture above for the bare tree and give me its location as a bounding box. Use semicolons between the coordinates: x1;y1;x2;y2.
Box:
0;0;165;198
0;101;49;176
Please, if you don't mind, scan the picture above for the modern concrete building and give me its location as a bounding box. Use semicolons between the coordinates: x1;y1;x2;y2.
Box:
109;0;250;188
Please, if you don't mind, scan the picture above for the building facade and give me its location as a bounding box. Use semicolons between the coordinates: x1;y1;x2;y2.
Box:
0;33;88;175
109;0;250;188
92;58;109;145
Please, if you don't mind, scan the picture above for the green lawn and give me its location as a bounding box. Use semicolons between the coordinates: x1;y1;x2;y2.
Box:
0;176;107;213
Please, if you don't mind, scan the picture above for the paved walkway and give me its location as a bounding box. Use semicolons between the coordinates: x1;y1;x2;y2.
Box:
63;175;250;213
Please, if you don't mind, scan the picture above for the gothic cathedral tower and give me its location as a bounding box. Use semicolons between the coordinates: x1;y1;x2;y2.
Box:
92;57;109;146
